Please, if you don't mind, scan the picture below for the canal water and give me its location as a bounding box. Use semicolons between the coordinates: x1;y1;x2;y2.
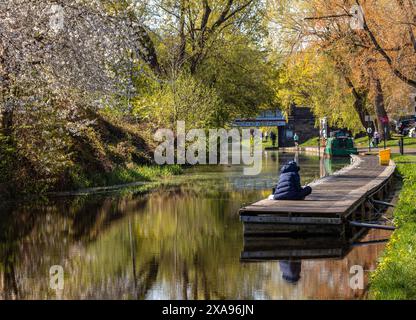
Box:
0;152;391;299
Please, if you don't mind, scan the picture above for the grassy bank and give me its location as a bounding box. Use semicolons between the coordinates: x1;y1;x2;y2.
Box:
299;136;416;149
0;110;186;199
369;154;416;299
300;137;320;147
263;136;319;148
262;139;278;149
355;136;416;148
68;164;183;191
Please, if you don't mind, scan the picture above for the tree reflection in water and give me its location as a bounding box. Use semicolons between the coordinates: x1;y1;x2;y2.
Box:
0;152;389;300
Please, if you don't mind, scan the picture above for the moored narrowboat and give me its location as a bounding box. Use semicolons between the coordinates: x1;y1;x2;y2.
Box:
324;131;358;157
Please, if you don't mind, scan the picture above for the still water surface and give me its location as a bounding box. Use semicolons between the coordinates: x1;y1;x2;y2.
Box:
0;152;391;299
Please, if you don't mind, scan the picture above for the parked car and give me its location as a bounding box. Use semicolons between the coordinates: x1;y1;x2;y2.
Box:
396;117;416;135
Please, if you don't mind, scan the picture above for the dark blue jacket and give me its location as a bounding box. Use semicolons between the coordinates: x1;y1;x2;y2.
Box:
279;261;302;283
273;161;302;200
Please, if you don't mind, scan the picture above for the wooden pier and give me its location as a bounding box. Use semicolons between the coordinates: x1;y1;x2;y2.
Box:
239;155;396;237
241;235;355;261
240;230;390;262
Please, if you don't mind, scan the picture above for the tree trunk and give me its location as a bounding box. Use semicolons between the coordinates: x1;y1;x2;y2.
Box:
0;46;12;135
133;24;163;76
370;72;390;140
177;0;187;70
331;54;369;130
1;109;13;135
343;76;368;129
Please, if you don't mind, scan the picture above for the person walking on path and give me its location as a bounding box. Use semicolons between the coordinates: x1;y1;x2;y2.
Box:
293;133;299;148
373;131;380;147
270;131;277;147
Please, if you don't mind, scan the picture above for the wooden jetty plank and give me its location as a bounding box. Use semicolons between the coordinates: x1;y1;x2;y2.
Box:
243;222;344;236
240;248;346;261
243;236;348;250
239;155;396;219
241;229;368;261
240;215;342;225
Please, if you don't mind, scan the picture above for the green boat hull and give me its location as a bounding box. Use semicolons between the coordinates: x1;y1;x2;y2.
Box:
324;137;358;157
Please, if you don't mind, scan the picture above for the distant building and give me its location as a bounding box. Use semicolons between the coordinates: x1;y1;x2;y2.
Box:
285;104;319;146
232;109;286;128
233;104;318;147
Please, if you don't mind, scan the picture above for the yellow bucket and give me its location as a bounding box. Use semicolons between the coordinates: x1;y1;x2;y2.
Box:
379;148;391;166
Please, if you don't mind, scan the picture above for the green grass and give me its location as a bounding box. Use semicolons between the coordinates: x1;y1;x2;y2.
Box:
299;135;416;149
369;154;416;299
300;137;320;147
263;136;320;148
68;165;183;190
262;139;278;149
355;136;416;148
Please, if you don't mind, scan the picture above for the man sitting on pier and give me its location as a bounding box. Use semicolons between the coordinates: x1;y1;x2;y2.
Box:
272;161;312;200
